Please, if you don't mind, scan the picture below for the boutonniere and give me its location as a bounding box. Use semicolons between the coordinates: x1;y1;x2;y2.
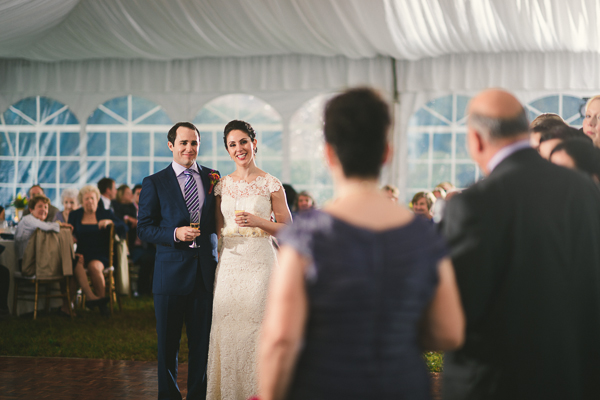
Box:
208;172;220;194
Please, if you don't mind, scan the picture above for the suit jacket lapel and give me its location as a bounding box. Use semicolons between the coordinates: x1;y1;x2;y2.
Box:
199;165;212;226
163;164;189;220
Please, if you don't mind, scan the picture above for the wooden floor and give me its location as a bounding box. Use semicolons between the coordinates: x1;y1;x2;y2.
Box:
0;356;441;399
0;357;187;399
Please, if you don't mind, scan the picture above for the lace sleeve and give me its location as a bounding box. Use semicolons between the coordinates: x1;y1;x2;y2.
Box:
265;174;282;193
214;179;223;197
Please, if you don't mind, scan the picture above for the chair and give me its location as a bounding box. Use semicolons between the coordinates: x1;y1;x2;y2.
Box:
13;228;74;319
13;272;73;319
80;224;121;315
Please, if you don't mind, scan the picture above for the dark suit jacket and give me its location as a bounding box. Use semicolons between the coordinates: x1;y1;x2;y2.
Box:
441;148;600;400
137;163;219;295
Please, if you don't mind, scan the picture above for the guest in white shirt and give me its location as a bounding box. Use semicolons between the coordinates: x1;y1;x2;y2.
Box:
15;195;107;316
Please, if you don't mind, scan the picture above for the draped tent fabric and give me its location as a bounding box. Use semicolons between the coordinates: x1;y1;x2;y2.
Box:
1;0;600;61
2;0;600;204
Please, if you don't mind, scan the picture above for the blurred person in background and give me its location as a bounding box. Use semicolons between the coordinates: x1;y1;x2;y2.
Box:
113;184;137;231
441;89;600;400
538;124;591;160
550;138;600;183
283;184;298;214
97;177;117;213
16;195;105;316
55;188;79;223
259;88;464;400
529;113;565;149
22;185;59;222
583;95;600;147
296;191;316;212
69;185;127;314
381;184;399;202
411;191;435;222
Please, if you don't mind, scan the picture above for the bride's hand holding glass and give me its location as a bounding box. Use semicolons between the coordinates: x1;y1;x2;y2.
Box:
235;211;258;228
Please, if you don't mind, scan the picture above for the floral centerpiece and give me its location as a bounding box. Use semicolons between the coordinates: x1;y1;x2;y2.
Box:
11;193;28;222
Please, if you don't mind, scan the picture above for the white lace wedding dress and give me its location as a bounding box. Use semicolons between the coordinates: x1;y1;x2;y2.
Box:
206;174;281;400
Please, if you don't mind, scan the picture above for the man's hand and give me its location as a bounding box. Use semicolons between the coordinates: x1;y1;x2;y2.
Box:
59;222;74;230
176;226;201;242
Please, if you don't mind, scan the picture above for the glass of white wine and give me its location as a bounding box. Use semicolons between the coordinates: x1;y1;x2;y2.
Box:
235;197;246;236
189;209;201;248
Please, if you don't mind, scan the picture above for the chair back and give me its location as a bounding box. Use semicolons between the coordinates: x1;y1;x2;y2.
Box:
22;228;74;278
107;224;115;268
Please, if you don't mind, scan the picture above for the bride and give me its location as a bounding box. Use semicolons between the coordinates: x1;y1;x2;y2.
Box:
207;120;292;399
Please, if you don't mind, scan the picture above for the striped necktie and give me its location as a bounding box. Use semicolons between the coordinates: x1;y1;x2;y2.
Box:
183;169;200;222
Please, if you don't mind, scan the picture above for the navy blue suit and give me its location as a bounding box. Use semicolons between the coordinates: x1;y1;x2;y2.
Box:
137;163;219;400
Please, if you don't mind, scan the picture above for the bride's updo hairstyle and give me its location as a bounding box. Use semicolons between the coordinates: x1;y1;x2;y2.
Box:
223;120;258;154
324;87;390;178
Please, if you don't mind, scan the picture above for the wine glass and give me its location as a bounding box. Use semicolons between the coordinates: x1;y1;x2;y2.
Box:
235;197;246;236
189;209;201;248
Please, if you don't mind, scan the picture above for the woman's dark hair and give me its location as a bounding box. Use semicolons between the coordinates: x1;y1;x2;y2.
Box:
282;184;298;212
539;124;590;144
324;88;390;178
223;120;257;154
168;122;200;145
550;138;600;179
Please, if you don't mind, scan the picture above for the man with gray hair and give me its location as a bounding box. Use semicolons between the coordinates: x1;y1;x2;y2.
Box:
441;89;600;399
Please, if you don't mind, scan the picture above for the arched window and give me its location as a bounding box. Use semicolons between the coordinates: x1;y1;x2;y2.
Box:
526;94;585;126
0;96;79;205
288;94;334;207
406;94;479;203
193;94;283;178
86;95;172;186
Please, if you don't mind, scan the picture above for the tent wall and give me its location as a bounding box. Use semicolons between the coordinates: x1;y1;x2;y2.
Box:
1;51;599;203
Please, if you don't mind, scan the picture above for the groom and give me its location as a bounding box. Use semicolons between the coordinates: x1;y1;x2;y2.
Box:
138;122;220;400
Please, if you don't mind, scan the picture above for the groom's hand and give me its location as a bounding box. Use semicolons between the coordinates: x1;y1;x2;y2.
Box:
176;226;201;242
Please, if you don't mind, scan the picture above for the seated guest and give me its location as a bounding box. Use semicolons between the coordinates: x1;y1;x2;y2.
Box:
259;88;464;400
16;195;106;315
55;188;79;223
529;113;565;148
0;247;8;318
550;138;600;182
69;185;127;304
381;184;399;202
97;177;117;213
411;191;435;222
296;191;316;212
583;95;600;147
112;184;137;229
538;124;591;160
129;184;155;296
22;185;59;221
15;195;62;261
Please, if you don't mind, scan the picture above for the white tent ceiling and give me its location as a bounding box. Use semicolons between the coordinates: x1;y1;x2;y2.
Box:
1;0;599;62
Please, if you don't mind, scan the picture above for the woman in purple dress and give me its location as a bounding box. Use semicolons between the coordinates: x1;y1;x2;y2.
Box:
258;88;465;400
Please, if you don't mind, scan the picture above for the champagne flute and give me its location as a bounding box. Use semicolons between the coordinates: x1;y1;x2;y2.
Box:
189;209;201;248
235;197;246;236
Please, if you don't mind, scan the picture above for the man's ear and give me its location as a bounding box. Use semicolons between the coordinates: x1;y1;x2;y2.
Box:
324;142;338;168
167;141;174;152
467;127;484;155
382;143;393;164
